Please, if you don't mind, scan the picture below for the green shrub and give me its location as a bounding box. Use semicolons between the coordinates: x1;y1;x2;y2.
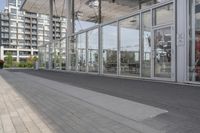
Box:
5;52;13;67
3;64;10;68
18;61;25;67
26;62;33;68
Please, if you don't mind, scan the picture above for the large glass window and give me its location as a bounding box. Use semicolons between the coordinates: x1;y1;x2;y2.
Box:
154;4;173;26
140;0;170;9
102;23;118;74
69;36;77;71
188;0;200;82
52;42;61;70
142;11;151;77
88;28;99;73
154;27;172;78
60;39;66;70
119;15;140;76
77;33;86;72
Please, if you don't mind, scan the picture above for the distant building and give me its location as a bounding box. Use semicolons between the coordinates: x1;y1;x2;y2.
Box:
0;0;67;62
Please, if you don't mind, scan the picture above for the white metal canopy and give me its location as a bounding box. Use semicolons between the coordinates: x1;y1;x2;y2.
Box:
21;0;140;22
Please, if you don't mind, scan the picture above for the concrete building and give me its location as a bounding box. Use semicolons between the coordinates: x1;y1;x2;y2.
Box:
0;0;67;62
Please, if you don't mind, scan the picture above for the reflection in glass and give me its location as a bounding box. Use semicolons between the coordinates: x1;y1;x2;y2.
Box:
45;45;49;69
102;23;117;74
38;47;46;69
60;39;66;70
154;4;173;26
69;36;77;71
52;42;61;70
140;0;169;9
154;27;171;78
77;33;86;72
74;0;170;24
188;0;200;82
119;15;140;76
142;11;151;77
88;29;99;73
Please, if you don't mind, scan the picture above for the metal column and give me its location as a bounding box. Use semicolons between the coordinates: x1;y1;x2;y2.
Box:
66;0;73;70
176;0;187;82
49;0;53;70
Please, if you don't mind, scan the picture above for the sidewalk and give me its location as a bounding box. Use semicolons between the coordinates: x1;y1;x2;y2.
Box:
0;70;167;133
0;71;52;133
1;69;200;133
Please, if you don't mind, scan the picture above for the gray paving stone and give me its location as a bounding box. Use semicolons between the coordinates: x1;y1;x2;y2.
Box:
0;70;167;133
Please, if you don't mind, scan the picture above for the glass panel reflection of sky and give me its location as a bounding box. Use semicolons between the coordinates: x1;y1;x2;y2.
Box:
102;24;117;50
120;28;139;51
88;29;98;49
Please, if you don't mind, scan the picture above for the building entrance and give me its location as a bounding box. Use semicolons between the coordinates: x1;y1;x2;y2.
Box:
153;26;175;80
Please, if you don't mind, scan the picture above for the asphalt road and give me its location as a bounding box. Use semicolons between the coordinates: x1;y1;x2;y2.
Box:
7;69;200;133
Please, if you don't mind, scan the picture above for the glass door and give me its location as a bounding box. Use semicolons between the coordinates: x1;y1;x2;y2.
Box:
151;3;175;80
153;26;174;79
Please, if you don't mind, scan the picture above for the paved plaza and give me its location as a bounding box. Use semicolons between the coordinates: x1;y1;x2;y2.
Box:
0;69;200;133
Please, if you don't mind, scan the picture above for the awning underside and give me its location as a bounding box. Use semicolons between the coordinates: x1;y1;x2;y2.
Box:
21;0;140;23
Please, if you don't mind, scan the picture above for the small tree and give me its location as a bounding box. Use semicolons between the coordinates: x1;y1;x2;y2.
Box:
5;52;13;68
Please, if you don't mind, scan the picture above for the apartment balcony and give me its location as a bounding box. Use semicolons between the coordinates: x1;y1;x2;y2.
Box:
18;24;24;28
56;29;60;32
1;23;9;27
56;24;60;27
32;46;38;50
56;34;61;37
22;47;31;50
32;20;37;23
53;18;60;21
1;41;9;45
25;37;31;40
32;38;37;41
32;44;37;48
25;25;31;29
1;29;9;32
1;35;9;38
25;14;37;18
3;46;17;49
25;19;31;23
25;43;31;46
25;31;31;34
10;43;17;46
32;26;37;29
10;30;17;33
19;55;31;57
18;37;25;40
18;30;24;34
1;16;9;20
32;31;37;35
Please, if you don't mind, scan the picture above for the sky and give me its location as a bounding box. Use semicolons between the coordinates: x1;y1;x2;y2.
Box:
0;0;5;11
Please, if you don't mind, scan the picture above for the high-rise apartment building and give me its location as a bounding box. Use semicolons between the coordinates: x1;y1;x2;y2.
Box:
0;0;67;62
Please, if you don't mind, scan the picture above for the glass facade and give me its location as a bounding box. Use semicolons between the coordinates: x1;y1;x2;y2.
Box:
88;28;99;73
39;0;190;83
102;23;118;74
69;36;77;71
188;0;200;82
119;15;140;76
74;0;171;32
154;4;174;26
141;11;151;77
154;27;172;78
77;33;86;72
